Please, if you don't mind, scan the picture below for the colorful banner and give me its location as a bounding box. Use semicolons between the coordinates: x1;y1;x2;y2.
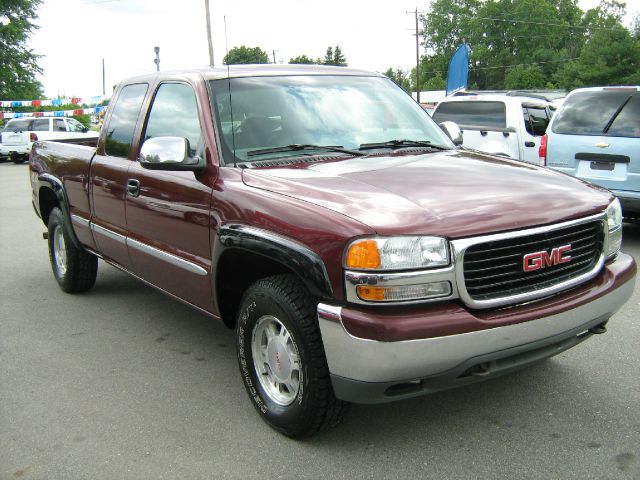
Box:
0;95;106;108
0;106;106;120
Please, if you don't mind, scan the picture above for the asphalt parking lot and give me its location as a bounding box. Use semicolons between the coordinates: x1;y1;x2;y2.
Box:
1;160;639;479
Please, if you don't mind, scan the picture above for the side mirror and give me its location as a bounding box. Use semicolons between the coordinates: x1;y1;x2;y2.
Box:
139;136;204;171
83;126;90;133
439;121;463;146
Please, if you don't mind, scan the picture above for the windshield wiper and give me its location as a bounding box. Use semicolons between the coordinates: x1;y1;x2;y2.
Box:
247;144;364;157
602;95;633;134
359;139;450;151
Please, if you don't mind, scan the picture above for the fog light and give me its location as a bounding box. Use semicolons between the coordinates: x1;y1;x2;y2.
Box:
356;281;451;302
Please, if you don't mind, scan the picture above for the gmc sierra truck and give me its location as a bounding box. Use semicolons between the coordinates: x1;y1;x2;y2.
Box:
29;65;636;438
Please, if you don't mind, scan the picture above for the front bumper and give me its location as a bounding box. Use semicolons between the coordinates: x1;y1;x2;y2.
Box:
318;253;636;404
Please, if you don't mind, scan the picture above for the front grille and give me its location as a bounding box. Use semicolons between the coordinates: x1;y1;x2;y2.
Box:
462;220;604;301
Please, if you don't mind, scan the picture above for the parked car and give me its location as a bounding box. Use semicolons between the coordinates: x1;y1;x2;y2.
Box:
0;116;99;163
432;94;554;164
542;86;639;216
29;65;635;437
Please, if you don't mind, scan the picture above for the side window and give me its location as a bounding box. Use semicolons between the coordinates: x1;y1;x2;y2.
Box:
32;119;50;131
522;106;549;137
53;119;66;132
67;119;86;132
143;83;202;157
105;83;148;157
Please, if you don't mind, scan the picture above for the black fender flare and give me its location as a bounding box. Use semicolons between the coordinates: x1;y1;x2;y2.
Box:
212;224;334;300
37;173;84;251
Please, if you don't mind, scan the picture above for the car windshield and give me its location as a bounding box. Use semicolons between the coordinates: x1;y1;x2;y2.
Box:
552;89;640;138
209;75;453;164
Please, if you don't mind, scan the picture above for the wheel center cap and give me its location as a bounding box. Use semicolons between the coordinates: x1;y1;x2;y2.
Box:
267;339;291;382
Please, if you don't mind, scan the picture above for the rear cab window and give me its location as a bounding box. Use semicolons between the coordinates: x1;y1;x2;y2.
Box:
432;101;507;128
552;89;640;138
105;83;149;157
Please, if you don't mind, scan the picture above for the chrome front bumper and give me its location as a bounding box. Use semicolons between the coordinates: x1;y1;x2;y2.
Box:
318;272;635;404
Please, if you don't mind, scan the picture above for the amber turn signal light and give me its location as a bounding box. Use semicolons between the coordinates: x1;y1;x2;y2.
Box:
346;240;381;269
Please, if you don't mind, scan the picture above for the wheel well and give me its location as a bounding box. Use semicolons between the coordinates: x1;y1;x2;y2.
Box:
216;249;294;329
38;187;59;226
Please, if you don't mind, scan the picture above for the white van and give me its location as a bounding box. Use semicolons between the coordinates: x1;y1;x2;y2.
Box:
432;94;555;164
0;117;99;163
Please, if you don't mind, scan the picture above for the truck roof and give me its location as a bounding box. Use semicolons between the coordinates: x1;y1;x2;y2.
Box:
121;64;386;84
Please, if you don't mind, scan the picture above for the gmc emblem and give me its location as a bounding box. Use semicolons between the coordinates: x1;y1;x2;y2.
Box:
523;245;572;272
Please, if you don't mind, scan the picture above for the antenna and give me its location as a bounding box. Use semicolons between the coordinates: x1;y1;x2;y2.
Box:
224;16;237;167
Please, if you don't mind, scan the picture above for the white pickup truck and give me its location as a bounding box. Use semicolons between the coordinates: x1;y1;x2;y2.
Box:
432;94;556;165
0;116;99;163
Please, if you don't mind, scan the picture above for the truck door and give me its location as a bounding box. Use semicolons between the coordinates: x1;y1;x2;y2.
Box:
125;81;214;311
90;83;149;269
521;103;550;165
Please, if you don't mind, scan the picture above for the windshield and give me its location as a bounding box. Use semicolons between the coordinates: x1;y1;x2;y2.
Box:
209;75;453;164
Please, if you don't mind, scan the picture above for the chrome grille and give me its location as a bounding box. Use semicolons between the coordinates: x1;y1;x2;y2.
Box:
462;220;604;302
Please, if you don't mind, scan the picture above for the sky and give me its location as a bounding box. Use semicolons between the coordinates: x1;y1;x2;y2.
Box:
27;0;639;100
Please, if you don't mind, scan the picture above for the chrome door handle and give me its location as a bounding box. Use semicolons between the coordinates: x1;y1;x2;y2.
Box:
127;179;140;197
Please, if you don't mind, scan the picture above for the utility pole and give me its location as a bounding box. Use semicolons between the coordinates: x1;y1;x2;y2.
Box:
205;0;214;66
154;46;160;71
272;49;278;64
102;58;105;96
407;8;423;103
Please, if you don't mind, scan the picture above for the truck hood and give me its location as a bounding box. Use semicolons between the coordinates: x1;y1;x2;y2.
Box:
242;150;613;238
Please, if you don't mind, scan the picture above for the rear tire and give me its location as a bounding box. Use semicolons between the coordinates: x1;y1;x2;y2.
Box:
47;207;98;293
236;274;348;438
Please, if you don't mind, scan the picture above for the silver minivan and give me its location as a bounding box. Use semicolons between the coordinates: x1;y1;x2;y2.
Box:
542;86;639;215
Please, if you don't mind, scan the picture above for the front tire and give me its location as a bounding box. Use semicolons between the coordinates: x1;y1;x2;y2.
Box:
47;207;98;293
236;274;348;438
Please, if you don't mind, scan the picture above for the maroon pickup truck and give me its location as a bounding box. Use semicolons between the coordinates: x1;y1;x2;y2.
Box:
29;65;636;438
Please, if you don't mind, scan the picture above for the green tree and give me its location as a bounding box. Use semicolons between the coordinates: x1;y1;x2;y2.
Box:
0;0;43;100
419;0;636;90
383;68;412;92
223;46;269;65
323;45;348;66
504;65;546;89
553;2;640;88
289;54;315;64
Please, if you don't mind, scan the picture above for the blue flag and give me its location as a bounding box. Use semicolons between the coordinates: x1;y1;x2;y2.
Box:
446;44;471;96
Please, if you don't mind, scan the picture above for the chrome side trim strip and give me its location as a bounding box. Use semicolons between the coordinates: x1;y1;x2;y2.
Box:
91;223;126;244
127;238;208;276
70;214;90;228
451;213;606;309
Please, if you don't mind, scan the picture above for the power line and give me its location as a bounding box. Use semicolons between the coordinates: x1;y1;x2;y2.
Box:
428;12;626;32
421;57;578;76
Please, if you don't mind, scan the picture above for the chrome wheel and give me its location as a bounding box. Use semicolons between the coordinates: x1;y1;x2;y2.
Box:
52;225;67;277
251;315;302;406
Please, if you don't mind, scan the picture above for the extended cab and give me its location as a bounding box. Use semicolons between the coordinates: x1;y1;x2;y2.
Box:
432;93;555;164
1;116;99;163
29;66;636;438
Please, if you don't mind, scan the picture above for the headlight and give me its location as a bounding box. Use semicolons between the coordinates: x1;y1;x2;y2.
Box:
345;236;449;271
605;198;622;259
